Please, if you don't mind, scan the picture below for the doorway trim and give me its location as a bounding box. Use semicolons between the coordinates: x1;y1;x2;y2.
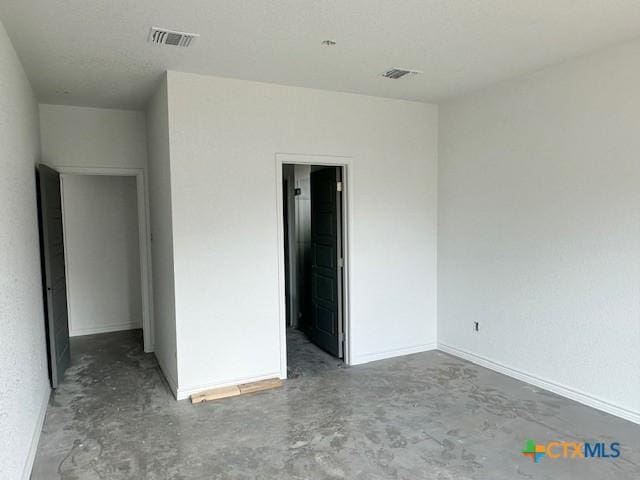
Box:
275;153;353;378
56;166;154;353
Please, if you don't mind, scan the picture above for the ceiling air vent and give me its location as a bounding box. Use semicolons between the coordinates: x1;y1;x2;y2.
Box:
381;68;422;79
149;27;199;47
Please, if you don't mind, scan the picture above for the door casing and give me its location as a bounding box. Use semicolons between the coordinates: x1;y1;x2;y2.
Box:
275;153;352;378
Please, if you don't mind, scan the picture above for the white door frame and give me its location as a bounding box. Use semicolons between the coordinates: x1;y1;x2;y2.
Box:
57;166;154;353
275;153;353;378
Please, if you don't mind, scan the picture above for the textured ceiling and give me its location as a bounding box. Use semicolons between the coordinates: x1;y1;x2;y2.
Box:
1;0;640;109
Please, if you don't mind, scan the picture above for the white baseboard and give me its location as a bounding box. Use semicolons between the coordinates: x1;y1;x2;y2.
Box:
22;383;50;480
70;323;141;337
350;342;438;366
438;342;640;425
177;371;283;401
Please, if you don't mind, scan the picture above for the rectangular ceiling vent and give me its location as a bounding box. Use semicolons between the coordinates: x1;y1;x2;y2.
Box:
381;68;422;79
149;27;199;47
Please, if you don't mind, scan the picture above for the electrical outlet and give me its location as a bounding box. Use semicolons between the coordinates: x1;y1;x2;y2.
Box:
474;322;479;332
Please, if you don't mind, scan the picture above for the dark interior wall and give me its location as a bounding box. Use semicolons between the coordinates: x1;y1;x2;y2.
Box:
282;164;313;330
282;164;296;327
294;165;311;330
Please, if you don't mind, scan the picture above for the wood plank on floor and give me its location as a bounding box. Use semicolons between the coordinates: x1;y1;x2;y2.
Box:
239;378;283;394
191;378;283;404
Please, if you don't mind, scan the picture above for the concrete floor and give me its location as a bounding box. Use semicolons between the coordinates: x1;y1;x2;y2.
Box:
32;329;639;480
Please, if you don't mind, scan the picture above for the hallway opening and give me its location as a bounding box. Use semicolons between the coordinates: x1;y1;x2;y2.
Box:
37;165;153;389
281;162;347;376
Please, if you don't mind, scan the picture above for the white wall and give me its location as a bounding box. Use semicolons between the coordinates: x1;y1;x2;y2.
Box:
0;20;49;480
39;104;147;170
62;175;141;336
145;75;179;392
438;39;640;423
165;72;438;397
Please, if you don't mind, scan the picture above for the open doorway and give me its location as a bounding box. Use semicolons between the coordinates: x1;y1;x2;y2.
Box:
61;174;142;334
281;162;347;377
37;165;153;387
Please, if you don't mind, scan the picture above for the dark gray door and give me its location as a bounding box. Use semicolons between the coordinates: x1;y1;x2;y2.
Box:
37;164;70;388
309;167;344;358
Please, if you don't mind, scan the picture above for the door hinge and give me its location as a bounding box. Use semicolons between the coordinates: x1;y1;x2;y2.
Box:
337;181;343;192
339;331;345;342
338;257;344;268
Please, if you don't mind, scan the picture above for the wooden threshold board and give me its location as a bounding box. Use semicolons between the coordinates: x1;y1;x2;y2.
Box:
191;378;284;404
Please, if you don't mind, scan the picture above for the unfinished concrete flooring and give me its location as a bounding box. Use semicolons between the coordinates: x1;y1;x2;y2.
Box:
32;330;639;479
